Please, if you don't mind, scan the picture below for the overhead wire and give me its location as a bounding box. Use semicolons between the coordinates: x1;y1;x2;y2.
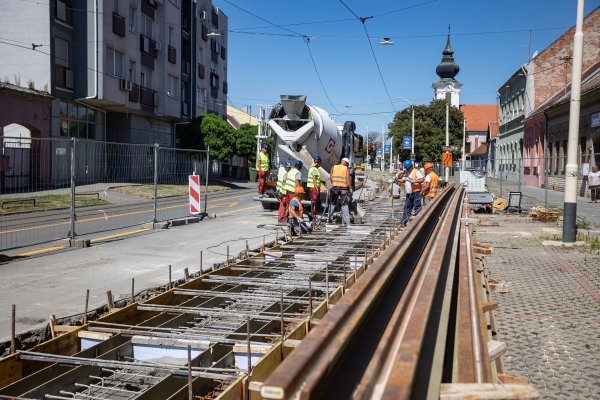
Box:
336;0;396;114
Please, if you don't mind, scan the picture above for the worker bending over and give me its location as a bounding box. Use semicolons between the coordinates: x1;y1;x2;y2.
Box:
421;162;439;206
256;143;270;197
328;157;352;225
277;161;292;223
289;187;310;235
401;160;424;226
307;156;323;220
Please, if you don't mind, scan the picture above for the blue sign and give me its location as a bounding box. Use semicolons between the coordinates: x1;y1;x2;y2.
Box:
402;136;412;150
376;148;382;156
384;144;391;154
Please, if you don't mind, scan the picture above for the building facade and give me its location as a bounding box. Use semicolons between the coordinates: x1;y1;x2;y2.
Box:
0;0;228;147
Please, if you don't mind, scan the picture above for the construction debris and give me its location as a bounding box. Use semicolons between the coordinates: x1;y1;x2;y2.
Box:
530;207;563;222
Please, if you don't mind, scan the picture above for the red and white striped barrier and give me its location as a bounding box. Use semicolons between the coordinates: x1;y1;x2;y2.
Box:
189;175;201;215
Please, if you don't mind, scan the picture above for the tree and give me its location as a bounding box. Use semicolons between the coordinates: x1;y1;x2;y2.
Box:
388;99;464;163
365;131;381;163
202;114;236;161
235;123;258;162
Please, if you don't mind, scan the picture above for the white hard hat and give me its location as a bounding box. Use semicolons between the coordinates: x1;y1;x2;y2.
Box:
341;157;350;164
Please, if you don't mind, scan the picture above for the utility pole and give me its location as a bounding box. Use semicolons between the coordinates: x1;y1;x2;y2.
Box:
445;101;450;182
381;121;384;171
366;125;369;166
563;0;585;243
389;136;393;172
462;118;466;168
411;106;415;161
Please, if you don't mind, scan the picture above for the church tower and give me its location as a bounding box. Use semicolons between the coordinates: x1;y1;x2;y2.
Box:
432;26;462;108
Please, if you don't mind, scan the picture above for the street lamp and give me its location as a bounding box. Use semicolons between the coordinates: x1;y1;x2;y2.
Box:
395;97;415;161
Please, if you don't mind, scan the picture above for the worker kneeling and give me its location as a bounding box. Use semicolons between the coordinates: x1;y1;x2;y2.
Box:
289;187;311;235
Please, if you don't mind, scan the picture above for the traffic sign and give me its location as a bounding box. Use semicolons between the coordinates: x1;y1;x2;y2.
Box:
442;152;453;167
189;175;201;215
402;136;412;150
384;144;391;154
442;145;459;151
376;148;382;156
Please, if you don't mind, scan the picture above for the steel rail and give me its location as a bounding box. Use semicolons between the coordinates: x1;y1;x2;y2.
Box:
260;186;459;400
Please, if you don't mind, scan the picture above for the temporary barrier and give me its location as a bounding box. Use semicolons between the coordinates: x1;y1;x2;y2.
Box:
188;175;201;215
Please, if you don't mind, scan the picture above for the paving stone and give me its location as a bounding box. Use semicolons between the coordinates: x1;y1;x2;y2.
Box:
478;213;600;396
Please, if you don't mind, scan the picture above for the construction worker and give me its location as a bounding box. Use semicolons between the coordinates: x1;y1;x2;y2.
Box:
289;187;310;235
277;161;292;223
256;143;270;197
400;160;424;226
421;162;439;206
328;157;352;225
283;160;303;218
307;156;323;220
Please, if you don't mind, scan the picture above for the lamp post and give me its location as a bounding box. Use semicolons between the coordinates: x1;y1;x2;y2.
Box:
396;97;415;161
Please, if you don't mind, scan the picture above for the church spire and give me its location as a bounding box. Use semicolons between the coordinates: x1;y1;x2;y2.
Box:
436;24;460;80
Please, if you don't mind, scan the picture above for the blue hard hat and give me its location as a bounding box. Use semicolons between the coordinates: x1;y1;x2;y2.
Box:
314;156;322;163
283;161;291;168
261;143;269;149
403;160;413;170
294;160;303;168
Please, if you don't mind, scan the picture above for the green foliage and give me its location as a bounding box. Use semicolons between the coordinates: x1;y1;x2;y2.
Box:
388;99;464;163
235;123;258;162
178;117;205;150
202;114;236;161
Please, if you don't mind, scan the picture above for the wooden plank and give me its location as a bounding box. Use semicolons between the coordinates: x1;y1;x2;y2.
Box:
440;383;539;399
0;354;22;389
482;301;499;313
53;325;78;333
497;374;530;385
487;340;507;362
76;331;112;341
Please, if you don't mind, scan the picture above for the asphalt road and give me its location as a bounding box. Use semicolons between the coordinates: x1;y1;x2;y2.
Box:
0;186;259;251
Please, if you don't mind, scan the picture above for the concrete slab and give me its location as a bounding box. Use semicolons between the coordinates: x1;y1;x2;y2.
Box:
541;240;586;247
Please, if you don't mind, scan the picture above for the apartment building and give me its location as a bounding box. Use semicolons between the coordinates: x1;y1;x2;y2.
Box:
0;0;228;146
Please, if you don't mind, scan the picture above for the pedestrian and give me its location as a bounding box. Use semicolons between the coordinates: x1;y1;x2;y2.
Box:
421;162;439;206
256;143;270;197
277;161;292;223
307;156;323;220
328;157;352;225
400;160;424;226
589;165;600;203
289;187;310;235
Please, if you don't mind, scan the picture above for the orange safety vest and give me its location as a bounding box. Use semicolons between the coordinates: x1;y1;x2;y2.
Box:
331;164;349;188
425;172;439;198
409;169;422;192
290;198;303;215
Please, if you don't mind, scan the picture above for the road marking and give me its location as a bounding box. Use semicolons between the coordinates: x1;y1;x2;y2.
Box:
218;205;261;216
0;196;251;235
13;245;66;257
90;228;151;243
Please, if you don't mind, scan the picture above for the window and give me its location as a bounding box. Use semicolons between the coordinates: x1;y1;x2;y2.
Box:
141;68;152;88
167;75;178;98
58;101;100;139
55;37;69;67
114;0;119;13
168;26;173;46
128;61;136;82
197;88;205;107
141;15;153;38
106;47;123;77
128;6;136;31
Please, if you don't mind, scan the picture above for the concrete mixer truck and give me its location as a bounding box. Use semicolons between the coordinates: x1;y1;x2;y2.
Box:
254;95;363;218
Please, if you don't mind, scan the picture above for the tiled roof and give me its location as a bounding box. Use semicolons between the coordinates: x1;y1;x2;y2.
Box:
0;81;52;97
489;122;499;139
460;105;499;132
470;143;488;156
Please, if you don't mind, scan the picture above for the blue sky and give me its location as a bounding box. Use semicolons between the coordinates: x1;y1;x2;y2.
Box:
217;0;599;135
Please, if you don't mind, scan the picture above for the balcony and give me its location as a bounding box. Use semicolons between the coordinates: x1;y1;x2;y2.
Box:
112;13;126;37
55;65;74;89
168;46;177;64
129;84;140;102
198;63;205;79
140;35;158;58
55;0;73;26
140;86;156;107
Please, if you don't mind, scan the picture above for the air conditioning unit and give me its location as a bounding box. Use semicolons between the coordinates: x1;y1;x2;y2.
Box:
153;41;161;51
119;79;132;91
128;24;136;33
198;10;207;20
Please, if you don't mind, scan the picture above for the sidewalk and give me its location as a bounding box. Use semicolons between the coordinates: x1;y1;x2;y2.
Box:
474;213;600;399
486;178;600;228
